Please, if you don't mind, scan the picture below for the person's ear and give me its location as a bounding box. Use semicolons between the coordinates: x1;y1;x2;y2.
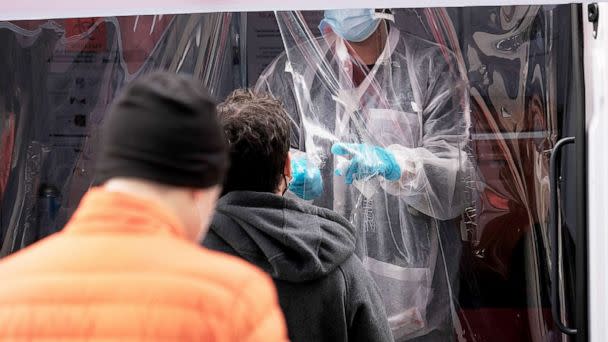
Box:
284;152;292;179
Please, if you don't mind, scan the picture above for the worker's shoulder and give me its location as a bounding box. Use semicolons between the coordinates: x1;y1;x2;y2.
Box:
400;31;457;61
264;35;326;71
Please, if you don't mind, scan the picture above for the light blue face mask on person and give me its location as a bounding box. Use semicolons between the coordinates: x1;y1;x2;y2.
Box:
319;9;394;42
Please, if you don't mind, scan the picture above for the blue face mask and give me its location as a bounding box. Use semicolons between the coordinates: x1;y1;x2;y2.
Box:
319;9;394;43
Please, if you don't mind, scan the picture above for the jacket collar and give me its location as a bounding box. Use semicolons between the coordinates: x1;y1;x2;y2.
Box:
64;188;186;238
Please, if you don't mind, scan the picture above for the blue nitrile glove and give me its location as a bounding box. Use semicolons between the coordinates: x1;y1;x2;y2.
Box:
331;143;401;185
289;155;324;200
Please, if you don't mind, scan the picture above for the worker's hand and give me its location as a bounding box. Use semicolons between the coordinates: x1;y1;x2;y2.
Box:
289;155;323;200
331;143;401;184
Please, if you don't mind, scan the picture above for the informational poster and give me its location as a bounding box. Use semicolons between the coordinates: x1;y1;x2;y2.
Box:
44;20;119;234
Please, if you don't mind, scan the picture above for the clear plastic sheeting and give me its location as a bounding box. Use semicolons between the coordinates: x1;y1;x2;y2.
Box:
256;10;474;340
407;6;575;341
0;5;582;342
0;113;14;200
447;5;576;342
0;13;237;256
256;6;577;341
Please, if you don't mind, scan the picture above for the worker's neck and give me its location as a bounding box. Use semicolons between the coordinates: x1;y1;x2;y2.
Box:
348;24;387;65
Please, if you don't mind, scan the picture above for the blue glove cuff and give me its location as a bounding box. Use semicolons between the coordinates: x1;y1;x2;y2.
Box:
381;148;402;181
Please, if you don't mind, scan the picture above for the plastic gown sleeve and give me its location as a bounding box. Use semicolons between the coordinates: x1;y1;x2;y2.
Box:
382;51;471;221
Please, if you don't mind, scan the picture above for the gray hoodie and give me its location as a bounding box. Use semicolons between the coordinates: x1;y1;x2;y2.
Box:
203;191;393;342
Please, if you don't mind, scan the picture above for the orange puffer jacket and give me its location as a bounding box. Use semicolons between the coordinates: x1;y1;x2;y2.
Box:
0;189;288;341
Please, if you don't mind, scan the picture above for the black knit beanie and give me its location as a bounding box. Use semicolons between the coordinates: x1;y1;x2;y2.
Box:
95;72;228;188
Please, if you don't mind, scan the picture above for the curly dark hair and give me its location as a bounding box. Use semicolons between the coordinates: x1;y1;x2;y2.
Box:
218;89;291;195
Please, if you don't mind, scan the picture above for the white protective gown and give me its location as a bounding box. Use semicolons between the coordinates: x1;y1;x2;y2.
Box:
256;17;473;340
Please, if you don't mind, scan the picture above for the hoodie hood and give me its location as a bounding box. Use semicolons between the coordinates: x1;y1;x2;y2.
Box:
208;191;356;282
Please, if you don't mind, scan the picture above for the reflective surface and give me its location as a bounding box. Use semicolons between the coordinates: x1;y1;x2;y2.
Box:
0;5;582;341
0;14;236;254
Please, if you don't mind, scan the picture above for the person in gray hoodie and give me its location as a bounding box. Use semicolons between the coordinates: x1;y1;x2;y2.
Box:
203;89;393;342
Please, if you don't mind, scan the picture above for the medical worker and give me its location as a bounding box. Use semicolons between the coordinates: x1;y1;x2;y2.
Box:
256;9;472;341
